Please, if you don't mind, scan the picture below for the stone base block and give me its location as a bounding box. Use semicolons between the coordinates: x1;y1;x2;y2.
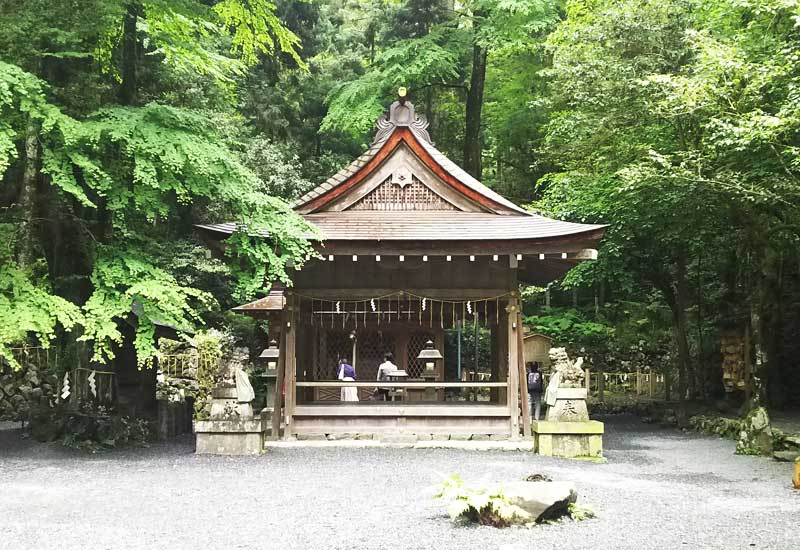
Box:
380;434;418;446
195;419;265;455
532;420;604;458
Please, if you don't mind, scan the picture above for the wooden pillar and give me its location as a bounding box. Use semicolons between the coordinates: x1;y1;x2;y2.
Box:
649;369;655;398
270;316;287;441
490;324;500;402
396;328;410;373
585;367;591;396
507;297;521;440
435;328;445;401
517;310;531;438
498;308;508;404
283;294;297;440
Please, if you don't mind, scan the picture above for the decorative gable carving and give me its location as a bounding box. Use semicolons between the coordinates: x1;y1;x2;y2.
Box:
374;99;432;145
349;176;457;211
391;166;412;188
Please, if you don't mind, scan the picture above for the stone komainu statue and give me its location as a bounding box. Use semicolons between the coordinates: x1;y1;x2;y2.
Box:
548;347;585;388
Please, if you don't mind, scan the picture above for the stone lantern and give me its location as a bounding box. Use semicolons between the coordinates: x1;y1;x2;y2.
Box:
259;339;280;412
417;339;442;400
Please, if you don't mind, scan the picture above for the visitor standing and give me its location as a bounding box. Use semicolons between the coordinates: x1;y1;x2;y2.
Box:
337;358;358;402
376;352;398;401
527;361;543;420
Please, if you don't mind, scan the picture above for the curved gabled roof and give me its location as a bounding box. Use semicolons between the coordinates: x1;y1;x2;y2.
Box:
293;119;529;215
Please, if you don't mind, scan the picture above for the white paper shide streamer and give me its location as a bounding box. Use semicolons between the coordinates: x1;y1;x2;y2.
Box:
61;372;71;400
87;371;97;397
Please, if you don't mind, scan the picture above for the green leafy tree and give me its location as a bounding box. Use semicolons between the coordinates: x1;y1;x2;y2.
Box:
0;1;314;368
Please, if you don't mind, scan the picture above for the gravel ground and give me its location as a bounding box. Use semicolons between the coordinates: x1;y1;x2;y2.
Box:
1;416;797;550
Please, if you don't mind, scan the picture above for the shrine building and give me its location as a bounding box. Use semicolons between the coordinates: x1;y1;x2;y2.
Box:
196;92;605;441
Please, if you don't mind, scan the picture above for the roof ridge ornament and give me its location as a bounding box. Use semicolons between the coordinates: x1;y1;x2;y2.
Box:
373;88;433;145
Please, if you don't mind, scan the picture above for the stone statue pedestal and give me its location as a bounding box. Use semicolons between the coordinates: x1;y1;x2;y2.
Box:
532;419;604;458
534;387;604;458
196;385;265;455
545;388;590;422
208;386;254;420
195;418;265;455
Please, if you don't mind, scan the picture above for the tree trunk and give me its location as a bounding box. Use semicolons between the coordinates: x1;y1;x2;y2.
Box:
749;304;767;407
674;256;697;399
17;120;39;267
425;85;437;141
118;3;140;106
464;26;487;180
659;259;692;427
749;246;781;408
671;307;691;427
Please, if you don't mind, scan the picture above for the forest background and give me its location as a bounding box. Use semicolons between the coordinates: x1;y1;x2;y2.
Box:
2;0;800;426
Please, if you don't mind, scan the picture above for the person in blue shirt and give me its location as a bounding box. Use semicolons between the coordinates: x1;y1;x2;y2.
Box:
337;358;358;402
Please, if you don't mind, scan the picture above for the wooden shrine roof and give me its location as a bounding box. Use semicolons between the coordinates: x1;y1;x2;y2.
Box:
196;93;605;258
196;211;603;242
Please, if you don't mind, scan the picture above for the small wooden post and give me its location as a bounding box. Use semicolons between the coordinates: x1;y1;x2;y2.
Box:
585;367;591;396
517;311;532;439
649;369;655;398
283;295;297;440
598;369;605;402
636;368;642;396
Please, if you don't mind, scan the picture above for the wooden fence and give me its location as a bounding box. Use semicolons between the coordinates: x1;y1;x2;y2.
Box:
585;369;670;401
461;367;671;402
0;345;57;372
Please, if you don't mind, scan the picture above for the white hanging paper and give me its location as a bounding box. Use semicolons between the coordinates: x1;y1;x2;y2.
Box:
87;371;97;397
61;372;71;400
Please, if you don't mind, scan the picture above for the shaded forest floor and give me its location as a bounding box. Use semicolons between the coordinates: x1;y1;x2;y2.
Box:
0;416;797;550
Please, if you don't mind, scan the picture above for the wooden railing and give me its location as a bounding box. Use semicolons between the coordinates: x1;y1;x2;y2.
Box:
296;370;670;402
296;381;507;388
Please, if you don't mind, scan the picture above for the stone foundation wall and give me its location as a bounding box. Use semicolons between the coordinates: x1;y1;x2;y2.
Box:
0;361;56;421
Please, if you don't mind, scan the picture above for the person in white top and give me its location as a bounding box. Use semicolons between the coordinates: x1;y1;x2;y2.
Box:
375;352;398;401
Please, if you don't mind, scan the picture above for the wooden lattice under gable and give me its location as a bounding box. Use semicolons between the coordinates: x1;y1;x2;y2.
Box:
350;176;457;211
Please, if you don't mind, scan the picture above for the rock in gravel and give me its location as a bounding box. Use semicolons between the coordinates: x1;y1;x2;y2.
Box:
499;481;577;522
783;435;800;449
773;450;800;462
